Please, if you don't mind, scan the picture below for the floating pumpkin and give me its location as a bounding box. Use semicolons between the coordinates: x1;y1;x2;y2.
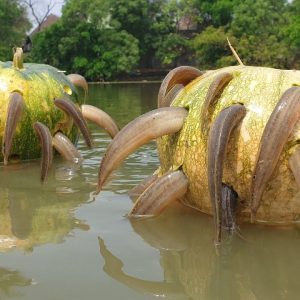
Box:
96;57;300;242
0;48;119;181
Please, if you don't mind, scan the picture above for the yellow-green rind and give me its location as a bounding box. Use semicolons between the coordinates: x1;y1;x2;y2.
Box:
0;61;82;161
157;65;300;224
0;188;88;252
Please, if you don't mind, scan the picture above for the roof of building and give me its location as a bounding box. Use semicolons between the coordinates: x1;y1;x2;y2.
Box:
30;14;60;36
177;16;198;31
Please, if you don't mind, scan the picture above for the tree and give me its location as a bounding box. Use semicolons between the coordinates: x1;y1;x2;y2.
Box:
192;26;236;69
229;0;290;68
195;0;239;28
0;0;31;60
108;0;168;66
22;0;60;32
31;0;140;80
154;33;189;66
281;0;300;68
30;0;298;78
153;0;240;67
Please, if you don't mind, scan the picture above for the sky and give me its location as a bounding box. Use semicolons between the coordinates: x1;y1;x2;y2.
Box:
51;1;64;16
27;0;64;28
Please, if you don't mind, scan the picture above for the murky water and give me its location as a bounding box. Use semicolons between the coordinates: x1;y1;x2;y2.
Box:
1;83;300;300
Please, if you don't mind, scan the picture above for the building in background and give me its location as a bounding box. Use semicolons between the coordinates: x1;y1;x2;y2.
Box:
30;14;60;36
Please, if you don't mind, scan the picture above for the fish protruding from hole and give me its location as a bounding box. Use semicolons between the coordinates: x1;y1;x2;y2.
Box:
54;98;92;148
33;122;53;182
207;103;246;243
2;92;25;165
97;107;188;193
158;66;203;108
129;171;188;217
250;86;300;221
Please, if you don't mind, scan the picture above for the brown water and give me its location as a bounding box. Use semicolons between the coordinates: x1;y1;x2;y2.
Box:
1;83;300;300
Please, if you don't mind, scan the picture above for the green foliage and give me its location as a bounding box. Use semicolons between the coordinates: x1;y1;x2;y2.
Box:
192;26;235;69
233;35;290;68
85;30;139;80
31;0;139;80
25;0;300;78
229;0;290;68
282;0;300;68
195;0;238;28
285;18;300;48
62;0;114;29
230;0;287;38
155;33;189;66
0;0;31;60
109;0;173;62
29;22;66;66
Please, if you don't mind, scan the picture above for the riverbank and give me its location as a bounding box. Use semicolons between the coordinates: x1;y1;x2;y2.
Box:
89;80;162;84
89;68;168;84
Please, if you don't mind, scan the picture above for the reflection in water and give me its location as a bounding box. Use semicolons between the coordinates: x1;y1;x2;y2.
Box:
0;83;166;299
99;238;186;299
99;204;300;300
0;267;32;297
1;83;300;299
0;161;90;252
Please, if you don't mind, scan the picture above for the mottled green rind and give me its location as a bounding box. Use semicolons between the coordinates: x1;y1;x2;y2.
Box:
157;66;300;223
0;189;87;252
0;61;83;161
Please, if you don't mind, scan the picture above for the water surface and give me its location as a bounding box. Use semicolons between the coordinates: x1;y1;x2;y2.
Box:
0;83;300;300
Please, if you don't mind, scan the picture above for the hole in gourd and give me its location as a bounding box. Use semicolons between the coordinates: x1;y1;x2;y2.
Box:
11;89;23;96
63;85;72;95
